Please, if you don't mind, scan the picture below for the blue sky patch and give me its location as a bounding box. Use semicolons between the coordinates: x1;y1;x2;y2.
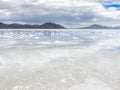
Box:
103;3;120;9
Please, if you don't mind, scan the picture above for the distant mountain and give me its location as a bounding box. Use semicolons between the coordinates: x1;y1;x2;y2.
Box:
1;22;120;29
0;22;9;28
0;22;66;29
81;24;110;29
39;22;65;29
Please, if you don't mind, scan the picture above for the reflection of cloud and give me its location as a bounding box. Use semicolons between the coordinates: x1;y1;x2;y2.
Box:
0;0;120;27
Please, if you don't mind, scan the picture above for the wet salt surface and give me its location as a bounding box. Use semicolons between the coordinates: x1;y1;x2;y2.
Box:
0;29;120;90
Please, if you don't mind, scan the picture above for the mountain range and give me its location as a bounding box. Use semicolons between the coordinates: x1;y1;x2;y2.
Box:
0;22;120;29
0;22;65;29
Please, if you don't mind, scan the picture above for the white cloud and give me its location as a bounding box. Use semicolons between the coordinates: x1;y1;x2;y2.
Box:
0;0;120;27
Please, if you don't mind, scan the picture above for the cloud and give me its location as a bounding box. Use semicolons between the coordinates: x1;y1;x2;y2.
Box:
0;0;120;27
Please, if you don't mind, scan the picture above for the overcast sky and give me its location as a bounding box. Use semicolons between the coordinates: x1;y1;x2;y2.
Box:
0;0;120;28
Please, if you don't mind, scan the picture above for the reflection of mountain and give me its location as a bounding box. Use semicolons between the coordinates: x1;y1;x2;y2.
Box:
80;24;110;29
0;22;66;29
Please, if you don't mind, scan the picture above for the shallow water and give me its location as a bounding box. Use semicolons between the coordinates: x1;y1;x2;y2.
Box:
0;29;120;90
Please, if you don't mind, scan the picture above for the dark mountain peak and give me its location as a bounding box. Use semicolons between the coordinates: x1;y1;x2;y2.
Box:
39;22;65;29
41;22;56;26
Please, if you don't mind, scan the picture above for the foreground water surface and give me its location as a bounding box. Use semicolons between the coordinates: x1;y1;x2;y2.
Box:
0;29;120;90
